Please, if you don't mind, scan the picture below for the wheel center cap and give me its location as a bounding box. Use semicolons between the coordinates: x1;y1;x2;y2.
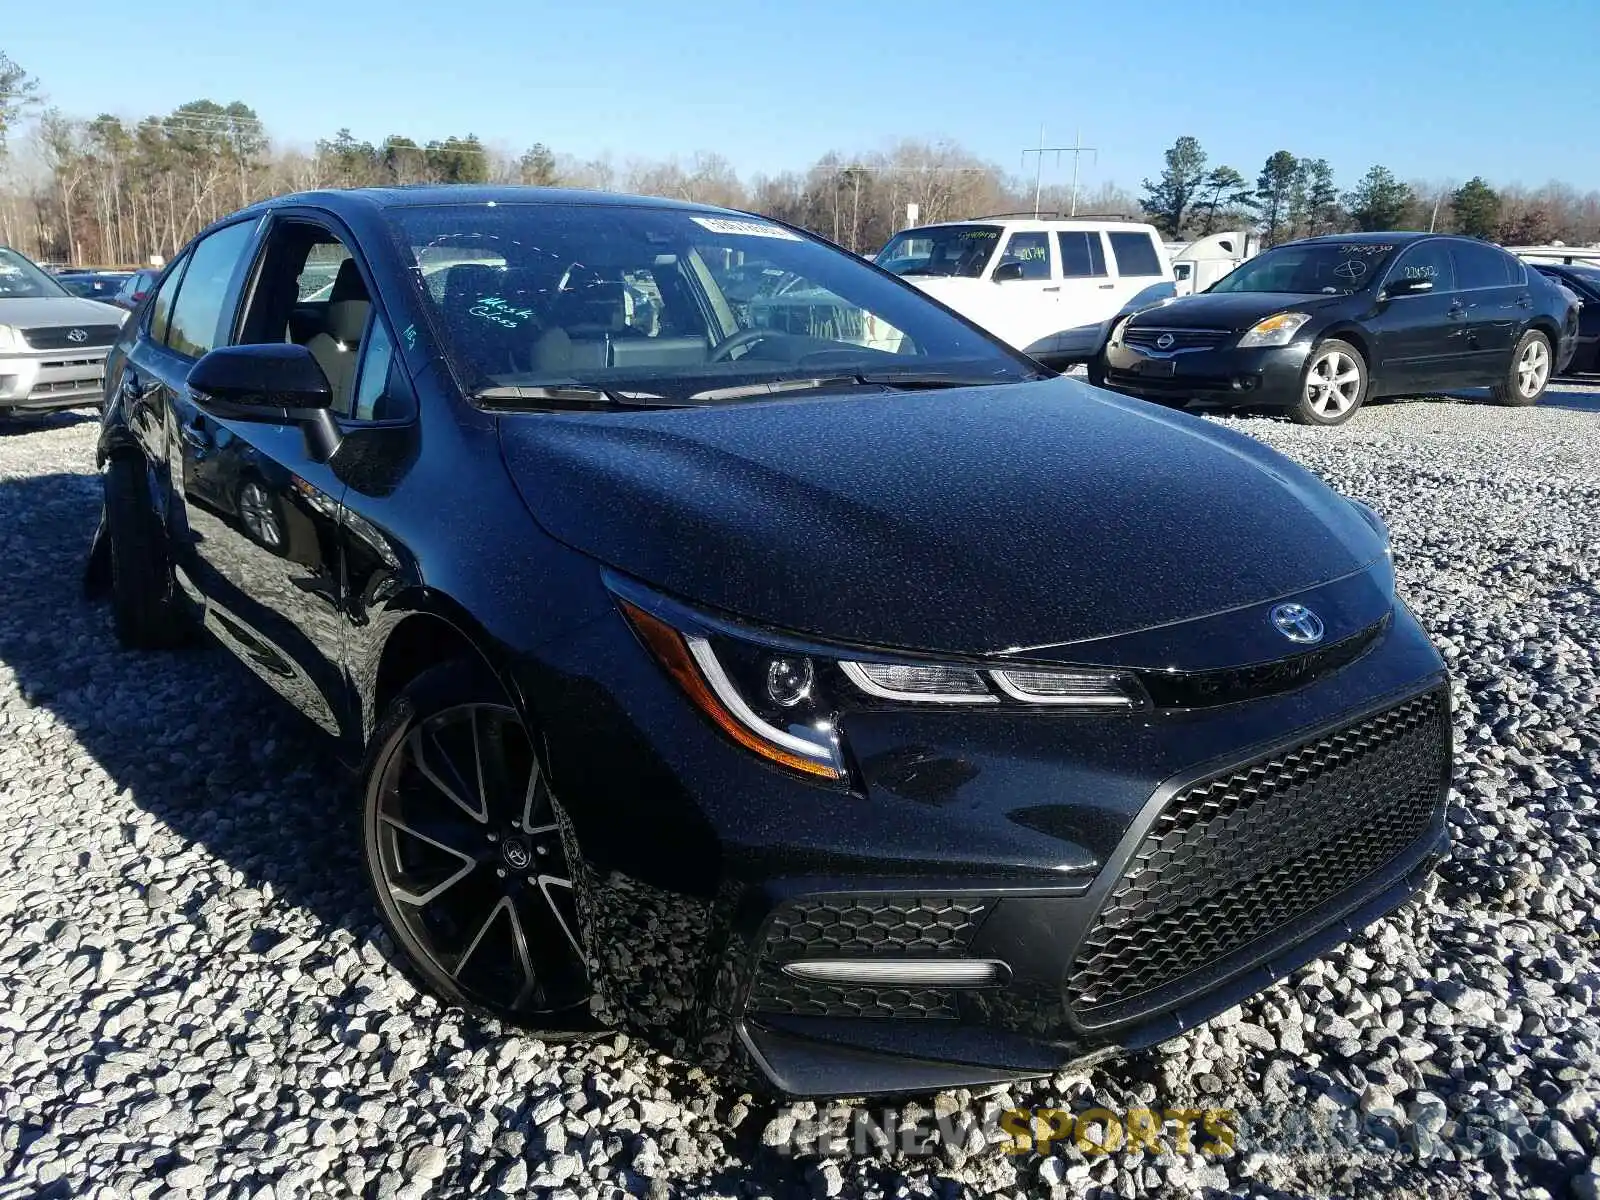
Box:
501;837;531;870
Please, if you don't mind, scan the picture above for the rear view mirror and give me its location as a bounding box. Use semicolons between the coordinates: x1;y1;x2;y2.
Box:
992;261;1026;284
189;343;333;418
189;343;343;463
1386;277;1434;298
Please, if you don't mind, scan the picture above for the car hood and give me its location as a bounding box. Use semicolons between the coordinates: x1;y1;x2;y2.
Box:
1131;291;1348;332
898;276;982;301
498;379;1385;655
0;294;125;329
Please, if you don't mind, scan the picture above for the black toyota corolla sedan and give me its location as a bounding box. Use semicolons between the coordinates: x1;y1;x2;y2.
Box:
86;187;1452;1097
1095;232;1576;425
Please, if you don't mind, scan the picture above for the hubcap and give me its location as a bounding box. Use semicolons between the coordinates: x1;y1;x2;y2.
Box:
239;483;282;549
1517;340;1549;397
372;702;589;1016
1304;350;1362;418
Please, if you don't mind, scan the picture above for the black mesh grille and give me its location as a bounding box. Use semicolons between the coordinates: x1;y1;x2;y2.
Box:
748;896;989;1019
747;977;959;1019
22;325;120;350
1123;327;1231;352
1066;690;1449;1016
761;897;988;958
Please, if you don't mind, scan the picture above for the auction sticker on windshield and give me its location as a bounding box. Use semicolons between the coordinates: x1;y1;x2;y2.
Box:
691;216;802;241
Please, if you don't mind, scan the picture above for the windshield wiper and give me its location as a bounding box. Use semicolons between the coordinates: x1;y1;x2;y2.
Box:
688;370;1039;403
854;369;1044;388
474;384;690;411
688;376;860;402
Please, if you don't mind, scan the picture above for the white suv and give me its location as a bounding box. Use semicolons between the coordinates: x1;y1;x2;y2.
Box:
0;246;125;416
875;217;1174;366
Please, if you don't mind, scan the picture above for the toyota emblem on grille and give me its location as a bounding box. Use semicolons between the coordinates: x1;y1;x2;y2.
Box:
1155;333;1175;350
1270;602;1325;644
67;328;89;343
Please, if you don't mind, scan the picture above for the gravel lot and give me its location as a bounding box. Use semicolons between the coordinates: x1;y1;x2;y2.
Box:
1;383;1598;1200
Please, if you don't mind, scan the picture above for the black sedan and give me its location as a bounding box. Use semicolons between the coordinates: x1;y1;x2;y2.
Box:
1095;233;1576;425
86;187;1452;1097
1532;262;1600;375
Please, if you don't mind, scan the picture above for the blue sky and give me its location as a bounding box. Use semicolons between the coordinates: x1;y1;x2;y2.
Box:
9;0;1599;191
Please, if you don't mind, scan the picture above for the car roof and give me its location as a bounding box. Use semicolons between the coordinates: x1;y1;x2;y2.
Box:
900;217;1160;234
232;185;738;220
1293;232;1442;246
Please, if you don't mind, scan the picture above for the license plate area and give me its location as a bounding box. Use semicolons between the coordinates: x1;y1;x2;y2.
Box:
1136;358;1177;377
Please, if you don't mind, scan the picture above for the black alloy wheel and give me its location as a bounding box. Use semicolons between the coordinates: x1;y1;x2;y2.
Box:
361;661;595;1028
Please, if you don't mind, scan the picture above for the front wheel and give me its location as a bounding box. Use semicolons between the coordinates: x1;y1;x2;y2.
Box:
1290;339;1367;426
1490;330;1551;406
103;455;186;648
360;660;597;1032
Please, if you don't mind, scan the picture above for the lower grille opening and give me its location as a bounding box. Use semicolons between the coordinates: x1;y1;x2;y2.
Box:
1065;689;1449;1018
747;896;991;1020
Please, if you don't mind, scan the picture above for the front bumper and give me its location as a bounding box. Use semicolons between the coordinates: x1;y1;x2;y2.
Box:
522;584;1451;1097
0;348;111;411
1100;340;1309;406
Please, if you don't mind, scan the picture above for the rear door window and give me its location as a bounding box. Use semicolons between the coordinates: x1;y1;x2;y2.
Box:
1057;231;1108;278
998;231;1051;280
1108;231;1163;277
1452;241;1519;290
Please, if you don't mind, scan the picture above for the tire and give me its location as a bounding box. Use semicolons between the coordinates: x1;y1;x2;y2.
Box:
1490;329;1552;407
360;659;598;1034
1290;338;1367;426
1085;354;1107;388
103;455;186;648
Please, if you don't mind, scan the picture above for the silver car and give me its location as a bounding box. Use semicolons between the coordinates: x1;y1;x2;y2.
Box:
0;247;127;415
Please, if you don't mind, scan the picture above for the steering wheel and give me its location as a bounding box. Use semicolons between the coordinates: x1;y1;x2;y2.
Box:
707;327;772;363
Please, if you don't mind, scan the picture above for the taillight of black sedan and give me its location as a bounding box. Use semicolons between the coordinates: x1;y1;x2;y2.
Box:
1094;233;1573;425
87;187;1452;1097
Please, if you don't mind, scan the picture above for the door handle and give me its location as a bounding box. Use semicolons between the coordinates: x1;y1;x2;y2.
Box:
1042;286;1061;293
1097;283;1115;290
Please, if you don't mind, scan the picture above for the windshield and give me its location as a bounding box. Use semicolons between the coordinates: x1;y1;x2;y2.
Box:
0;248;70;299
875;225;1002;279
1209;242;1398;295
387;205;1030;402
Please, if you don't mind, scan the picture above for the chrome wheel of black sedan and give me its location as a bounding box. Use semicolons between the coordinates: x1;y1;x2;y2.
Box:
362;662;593;1026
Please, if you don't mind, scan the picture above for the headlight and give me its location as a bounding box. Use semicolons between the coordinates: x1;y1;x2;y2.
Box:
1238;312;1312;348
1107;315;1132;347
612;579;1147;782
0;325;19;353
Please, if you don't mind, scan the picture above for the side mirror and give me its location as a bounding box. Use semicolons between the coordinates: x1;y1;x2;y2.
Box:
1385;277;1434;298
189;344;342;462
991;261;1026;284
